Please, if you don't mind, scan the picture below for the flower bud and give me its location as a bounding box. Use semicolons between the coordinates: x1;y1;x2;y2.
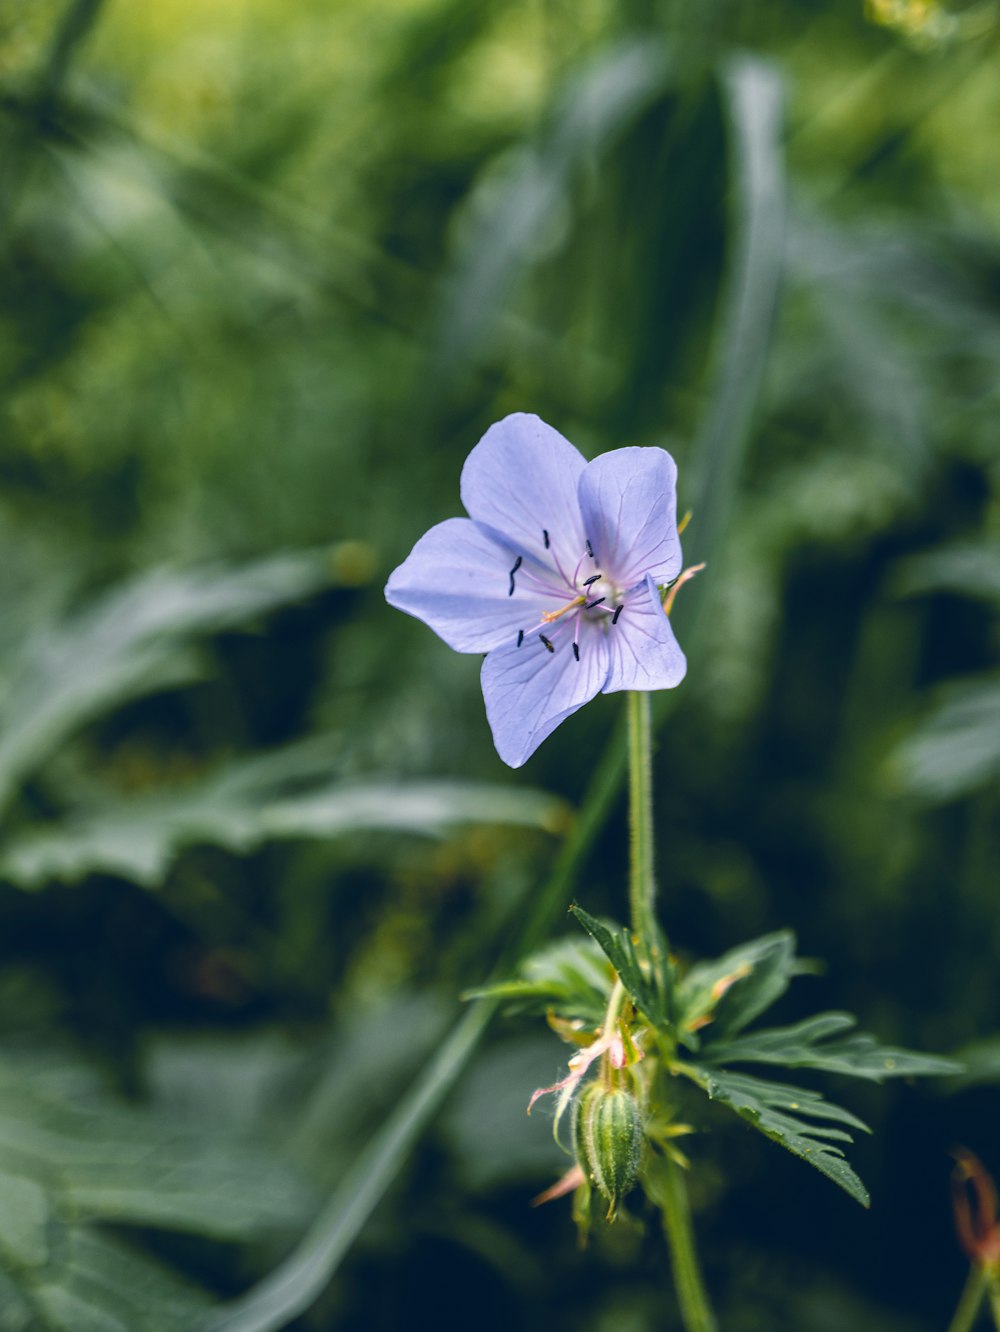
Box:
574;1081;644;1220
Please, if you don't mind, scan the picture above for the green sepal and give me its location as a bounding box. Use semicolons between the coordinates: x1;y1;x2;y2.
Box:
569;903;672;1026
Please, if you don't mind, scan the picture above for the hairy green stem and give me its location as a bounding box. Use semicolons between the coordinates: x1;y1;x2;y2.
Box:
947;1267;988;1332
658;1154;718;1332
627;691;657;944
627;690;715;1332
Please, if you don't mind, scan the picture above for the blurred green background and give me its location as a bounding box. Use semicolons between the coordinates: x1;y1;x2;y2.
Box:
0;0;998;1328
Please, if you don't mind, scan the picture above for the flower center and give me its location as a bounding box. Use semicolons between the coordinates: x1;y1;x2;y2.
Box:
509;535;626;657
580;574;618;610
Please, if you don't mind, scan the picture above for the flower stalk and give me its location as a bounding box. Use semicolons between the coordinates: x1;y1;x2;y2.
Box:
627;690;657;948
658;1153;718;1332
627;690;716;1332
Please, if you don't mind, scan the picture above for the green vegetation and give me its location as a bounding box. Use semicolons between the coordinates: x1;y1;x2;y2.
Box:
0;0;997;1327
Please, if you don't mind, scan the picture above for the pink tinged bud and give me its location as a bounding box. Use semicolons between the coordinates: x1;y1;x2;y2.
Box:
952;1149;1000;1272
527;1032;614;1115
609;1034;627;1069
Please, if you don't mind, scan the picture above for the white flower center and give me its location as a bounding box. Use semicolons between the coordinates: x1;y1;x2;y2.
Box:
580;574;618;608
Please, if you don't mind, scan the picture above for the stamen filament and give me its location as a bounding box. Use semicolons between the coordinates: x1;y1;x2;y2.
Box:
541;595;586;624
512;565;571;598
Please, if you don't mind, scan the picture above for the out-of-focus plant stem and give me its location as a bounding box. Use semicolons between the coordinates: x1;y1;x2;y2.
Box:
947;1267;989;1332
659;1152;718;1332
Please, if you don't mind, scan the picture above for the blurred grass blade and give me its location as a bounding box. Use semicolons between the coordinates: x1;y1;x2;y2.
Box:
682;56;786;574
430;35;674;385
203;998;495;1332
203;51;788;1332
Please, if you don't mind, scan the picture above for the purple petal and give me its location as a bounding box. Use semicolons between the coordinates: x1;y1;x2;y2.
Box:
577;446;682;588
460;414;587;572
602;574;686;694
481;622;610;767
385;518;553;653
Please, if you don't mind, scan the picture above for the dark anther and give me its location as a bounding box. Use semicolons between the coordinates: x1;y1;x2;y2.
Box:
612;604;623;624
508;555;522;596
543;529;550;549
538;634;555;654
584;597;606;610
583;574;601;587
517;629;524;647
585;539;594;559
572;642;580;662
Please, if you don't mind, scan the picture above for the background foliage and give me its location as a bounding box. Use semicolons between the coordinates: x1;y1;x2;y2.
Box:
1;0;998;1328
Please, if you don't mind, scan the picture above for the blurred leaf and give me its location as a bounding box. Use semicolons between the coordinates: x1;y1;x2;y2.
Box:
892;540;1000;603
0;1044;318;1327
465;934;612;1024
700;1011;960;1081
24;1227;212;1332
676;931;803;1046
0;1048;313;1239
889;675;1000;802
0;739;571;888
691;1066;872;1207
0;552;340;816
943;1035;1000;1090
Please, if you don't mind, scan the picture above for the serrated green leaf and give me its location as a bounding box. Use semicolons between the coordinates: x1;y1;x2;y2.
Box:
689;1065;871;1207
569;904;670;1025
677;931;801;1043
464;936;612;1023
702;1011;961;1081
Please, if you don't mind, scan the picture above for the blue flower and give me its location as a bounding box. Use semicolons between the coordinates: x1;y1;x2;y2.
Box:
385;413;687;767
